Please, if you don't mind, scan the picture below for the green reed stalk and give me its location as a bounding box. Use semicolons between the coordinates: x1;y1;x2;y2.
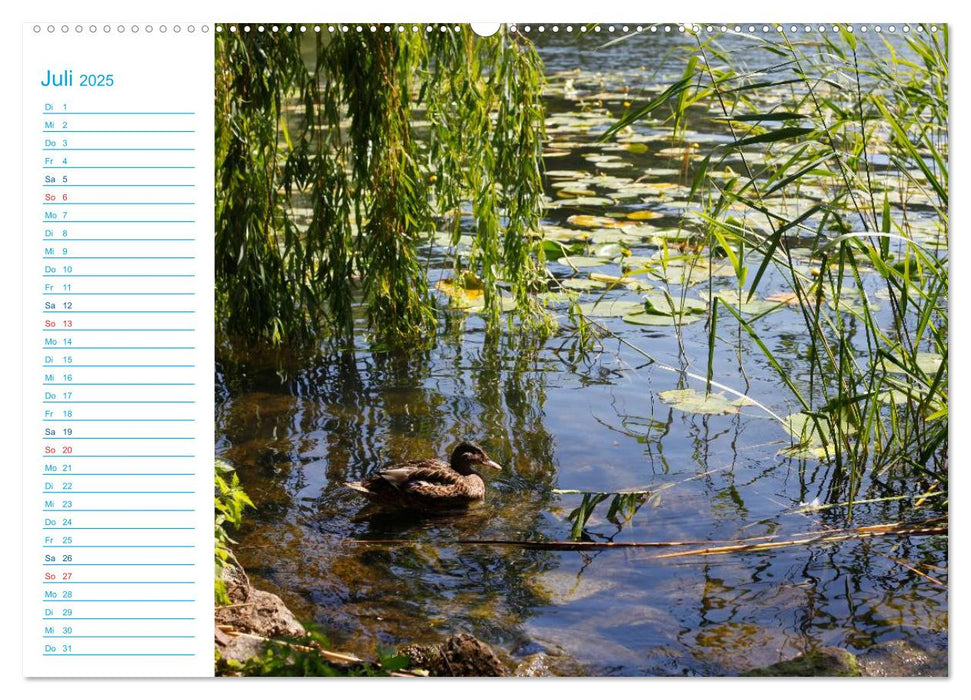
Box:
604;25;947;500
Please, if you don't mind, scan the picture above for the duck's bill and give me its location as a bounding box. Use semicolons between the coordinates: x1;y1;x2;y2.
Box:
484;459;503;471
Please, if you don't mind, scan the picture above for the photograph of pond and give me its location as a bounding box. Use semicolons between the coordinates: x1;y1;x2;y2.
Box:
212;23;947;677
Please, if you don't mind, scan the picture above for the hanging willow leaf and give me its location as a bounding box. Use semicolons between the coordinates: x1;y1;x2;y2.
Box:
215;25;551;346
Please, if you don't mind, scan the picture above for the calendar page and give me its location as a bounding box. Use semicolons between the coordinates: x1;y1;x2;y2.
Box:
16;2;955;690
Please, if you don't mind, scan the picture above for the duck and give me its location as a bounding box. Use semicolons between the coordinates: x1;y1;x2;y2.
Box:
345;441;502;510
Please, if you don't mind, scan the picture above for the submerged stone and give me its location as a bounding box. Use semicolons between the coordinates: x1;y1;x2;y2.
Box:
400;633;510;677
858;638;947;677
742;647;861;677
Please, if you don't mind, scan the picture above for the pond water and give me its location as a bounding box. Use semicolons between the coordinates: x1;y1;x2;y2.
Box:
215;29;947;675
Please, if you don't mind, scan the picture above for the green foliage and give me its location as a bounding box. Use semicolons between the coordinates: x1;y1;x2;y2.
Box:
611;26;948;499
214;459;254;605
215;25;550;348
216;623;410;677
566;491;648;540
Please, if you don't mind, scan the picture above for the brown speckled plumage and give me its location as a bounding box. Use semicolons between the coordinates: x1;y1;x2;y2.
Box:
345;442;501;510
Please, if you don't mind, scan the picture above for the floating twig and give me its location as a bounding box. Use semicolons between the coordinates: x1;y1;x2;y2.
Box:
349;518;946;557
882;555;946;587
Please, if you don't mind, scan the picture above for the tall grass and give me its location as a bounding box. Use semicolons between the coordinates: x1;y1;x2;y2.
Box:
608;25;947;502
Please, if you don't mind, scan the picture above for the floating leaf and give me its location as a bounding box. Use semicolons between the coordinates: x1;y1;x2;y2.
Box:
594;243;626;259
659;389;739;415
877;388;912;405
560;278;608;291
547;169;590;179
626;210;665;221
587;229;644;245
559;255;611;268
711;289;784;315
584;153;624;163
435;279;483;309
621;255;657;270
731;396;759;407
765;291;800;307
555;187;596;197
567;214;628;229
541;225;590;243
915;352;944;375
781;412;855;459
576;300;646;317
556;196;616;207
461;294;518;314
538;291;579;305
656;146;703;161
587;273;653;292
597;161;634;169
643;293;707;316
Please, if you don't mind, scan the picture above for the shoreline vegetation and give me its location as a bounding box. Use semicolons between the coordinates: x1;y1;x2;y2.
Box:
213;462;945;676
214;552;945;677
214;24;948;676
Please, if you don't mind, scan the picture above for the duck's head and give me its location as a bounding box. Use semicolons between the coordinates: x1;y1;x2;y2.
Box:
450;441;503;475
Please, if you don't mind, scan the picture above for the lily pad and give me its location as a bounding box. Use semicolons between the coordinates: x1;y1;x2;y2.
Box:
541;225;590;243
587;229;645;245
567;214;629;229
435;277;516;314
877;388;912;405
555;187;597;197
621;256;657;271
576;300;646;317
711;289;784;315
588;273;652;292
597;161;634;169
462;294;518;314
647;227;699;240
765;291;800;307
547;170;590;179
643;293;707;316
584;153;624;163
915;352;945;375
626;210;665;221
640;167;682;178
659;389;740;415
647;264;715;287
435;278;483;309
560;278;608;291
656;146;703;160
594;243;627;259
559;255;611;269
538;291;579;305
619;224;665;239
782;412;855;459
556;196;616;207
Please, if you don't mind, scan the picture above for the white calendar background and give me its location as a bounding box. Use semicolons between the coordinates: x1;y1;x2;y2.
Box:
21;22;214;677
